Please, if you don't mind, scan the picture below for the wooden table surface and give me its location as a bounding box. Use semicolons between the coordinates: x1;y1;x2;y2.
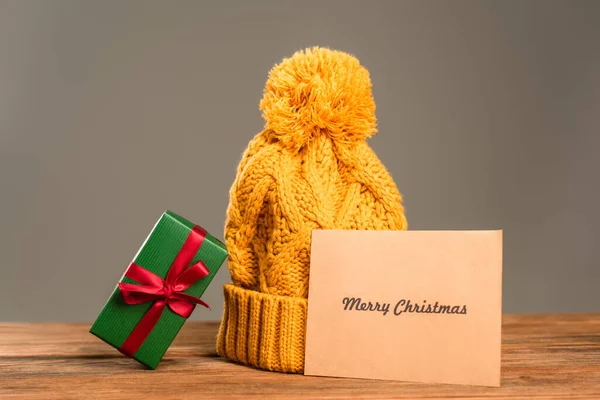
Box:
1;314;599;399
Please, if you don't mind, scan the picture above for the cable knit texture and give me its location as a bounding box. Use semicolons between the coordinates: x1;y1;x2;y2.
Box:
217;47;408;373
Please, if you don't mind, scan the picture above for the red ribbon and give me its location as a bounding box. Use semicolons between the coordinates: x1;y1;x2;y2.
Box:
117;226;210;358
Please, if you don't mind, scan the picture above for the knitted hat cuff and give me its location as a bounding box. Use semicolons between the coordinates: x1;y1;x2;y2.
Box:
216;284;307;373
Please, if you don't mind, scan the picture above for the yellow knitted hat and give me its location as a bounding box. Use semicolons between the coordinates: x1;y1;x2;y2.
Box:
217;47;408;373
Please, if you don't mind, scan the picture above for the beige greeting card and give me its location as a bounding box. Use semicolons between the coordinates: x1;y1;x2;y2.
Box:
305;230;503;387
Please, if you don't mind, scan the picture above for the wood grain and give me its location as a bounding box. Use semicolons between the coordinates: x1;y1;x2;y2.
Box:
1;314;599;399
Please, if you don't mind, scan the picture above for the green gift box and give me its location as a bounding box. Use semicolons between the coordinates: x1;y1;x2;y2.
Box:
90;210;227;369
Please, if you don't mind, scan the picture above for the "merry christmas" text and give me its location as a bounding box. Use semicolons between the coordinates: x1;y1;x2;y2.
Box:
341;297;467;316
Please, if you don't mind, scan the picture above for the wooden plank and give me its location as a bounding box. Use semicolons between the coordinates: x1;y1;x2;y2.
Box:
0;314;599;399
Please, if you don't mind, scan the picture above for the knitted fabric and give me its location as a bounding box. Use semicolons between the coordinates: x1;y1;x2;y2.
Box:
217;47;408;373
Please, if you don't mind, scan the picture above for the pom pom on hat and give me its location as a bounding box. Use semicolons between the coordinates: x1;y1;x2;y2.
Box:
260;47;377;152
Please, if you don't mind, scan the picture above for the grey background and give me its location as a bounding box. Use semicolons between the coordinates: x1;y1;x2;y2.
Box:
1;0;599;322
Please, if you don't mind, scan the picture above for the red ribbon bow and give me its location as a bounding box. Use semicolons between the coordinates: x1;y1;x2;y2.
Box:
117;226;210;358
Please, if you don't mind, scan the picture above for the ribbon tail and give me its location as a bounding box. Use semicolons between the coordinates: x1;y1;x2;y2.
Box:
197;298;210;310
119;300;167;358
172;292;211;311
168;301;196;318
